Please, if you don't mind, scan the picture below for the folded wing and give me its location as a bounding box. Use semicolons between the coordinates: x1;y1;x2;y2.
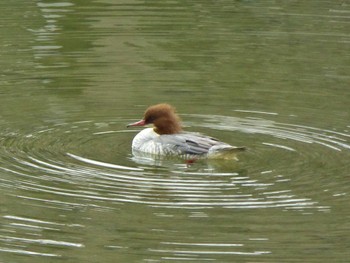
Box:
157;132;232;155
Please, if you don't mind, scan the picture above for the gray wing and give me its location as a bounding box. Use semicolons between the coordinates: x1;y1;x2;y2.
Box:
157;132;227;155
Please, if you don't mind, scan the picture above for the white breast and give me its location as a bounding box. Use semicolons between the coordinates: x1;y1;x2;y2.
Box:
131;128;164;155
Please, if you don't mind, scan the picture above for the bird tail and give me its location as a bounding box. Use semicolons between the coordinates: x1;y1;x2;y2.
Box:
208;145;246;160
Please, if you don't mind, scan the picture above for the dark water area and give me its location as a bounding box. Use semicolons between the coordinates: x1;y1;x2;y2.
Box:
1;1;349;262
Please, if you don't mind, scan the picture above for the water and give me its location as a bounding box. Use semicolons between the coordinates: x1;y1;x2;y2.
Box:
1;1;349;262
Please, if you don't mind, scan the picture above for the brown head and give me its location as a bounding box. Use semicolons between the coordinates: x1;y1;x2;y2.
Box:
127;103;182;135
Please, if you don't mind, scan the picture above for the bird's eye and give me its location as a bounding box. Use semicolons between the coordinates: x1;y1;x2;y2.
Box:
145;115;155;124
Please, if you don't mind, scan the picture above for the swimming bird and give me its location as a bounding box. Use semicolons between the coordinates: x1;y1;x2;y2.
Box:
127;103;245;159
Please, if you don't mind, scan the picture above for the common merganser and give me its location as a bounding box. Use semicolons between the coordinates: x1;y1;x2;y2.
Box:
127;103;245;159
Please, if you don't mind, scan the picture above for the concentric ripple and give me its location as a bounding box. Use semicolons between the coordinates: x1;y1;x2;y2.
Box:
1;114;349;212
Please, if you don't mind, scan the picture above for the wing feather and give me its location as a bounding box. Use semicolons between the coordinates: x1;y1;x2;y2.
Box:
156;132;228;155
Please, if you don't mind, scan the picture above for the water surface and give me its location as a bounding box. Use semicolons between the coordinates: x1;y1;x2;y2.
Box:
1;1;349;262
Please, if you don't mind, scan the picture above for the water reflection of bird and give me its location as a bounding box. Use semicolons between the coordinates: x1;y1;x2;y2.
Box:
127;103;245;160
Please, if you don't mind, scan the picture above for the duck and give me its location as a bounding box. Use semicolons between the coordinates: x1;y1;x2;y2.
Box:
127;103;245;160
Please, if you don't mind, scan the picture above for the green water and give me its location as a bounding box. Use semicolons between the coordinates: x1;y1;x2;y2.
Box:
1;1;349;262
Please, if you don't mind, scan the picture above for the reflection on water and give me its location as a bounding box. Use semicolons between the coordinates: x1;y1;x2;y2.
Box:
1;0;350;262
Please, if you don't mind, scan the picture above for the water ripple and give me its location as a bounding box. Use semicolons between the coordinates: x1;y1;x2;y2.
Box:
1;215;84;258
1;115;349;213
